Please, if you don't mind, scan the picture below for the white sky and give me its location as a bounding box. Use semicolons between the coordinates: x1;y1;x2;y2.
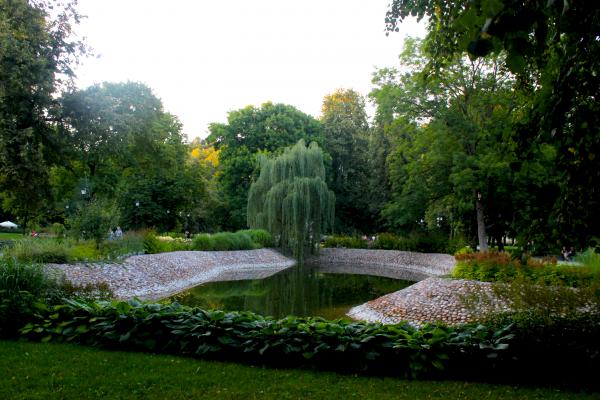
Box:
73;0;425;140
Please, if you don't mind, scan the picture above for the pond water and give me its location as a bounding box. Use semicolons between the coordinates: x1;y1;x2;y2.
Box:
168;265;414;320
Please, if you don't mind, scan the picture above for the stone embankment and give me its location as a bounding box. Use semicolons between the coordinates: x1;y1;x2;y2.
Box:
347;277;509;326
308;248;455;280
48;249;295;301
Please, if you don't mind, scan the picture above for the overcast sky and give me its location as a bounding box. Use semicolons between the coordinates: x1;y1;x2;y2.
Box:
73;0;425;140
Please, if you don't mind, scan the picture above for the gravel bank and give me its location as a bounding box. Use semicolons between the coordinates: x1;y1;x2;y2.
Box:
48;249;295;301
308;248;455;280
348;277;509;326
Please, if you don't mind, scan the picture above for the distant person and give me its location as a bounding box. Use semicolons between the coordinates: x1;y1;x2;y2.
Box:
562;246;572;261
108;229;114;241
115;226;123;239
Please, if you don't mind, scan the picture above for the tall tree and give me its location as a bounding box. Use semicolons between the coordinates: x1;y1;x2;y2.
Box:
207;102;323;230
247;140;334;263
372;39;525;250
57;81;204;231
0;0;86;231
385;0;600;247
320;89;372;233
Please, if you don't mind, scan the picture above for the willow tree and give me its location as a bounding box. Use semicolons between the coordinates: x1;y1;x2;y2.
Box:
247;140;335;263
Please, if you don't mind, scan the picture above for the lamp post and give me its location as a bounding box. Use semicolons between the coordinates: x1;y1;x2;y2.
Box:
135;200;140;229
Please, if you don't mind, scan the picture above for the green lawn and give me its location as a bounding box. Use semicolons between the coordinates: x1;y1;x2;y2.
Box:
0;341;595;400
0;232;23;240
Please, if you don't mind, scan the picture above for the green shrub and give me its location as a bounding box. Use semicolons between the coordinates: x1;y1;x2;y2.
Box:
66;199;118;244
68;242;101;262
50;223;66;237
210;232;254;251
238;229;274;247
20;299;516;379
192;234;213;250
453;251;600;287
5;238;70;263
372;233;400;250
372;232;453;253
576;247;600;270
191;231;258;251
0;259;63;338
142;231;164;254
323;235;368;249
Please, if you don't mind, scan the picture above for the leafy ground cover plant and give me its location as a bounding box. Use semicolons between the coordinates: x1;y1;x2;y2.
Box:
18;298;515;379
16;298;600;386
0;259;112;338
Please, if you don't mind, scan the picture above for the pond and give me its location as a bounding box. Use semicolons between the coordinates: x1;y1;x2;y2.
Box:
168;265;414;320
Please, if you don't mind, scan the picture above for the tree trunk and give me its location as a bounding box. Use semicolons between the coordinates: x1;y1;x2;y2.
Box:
476;194;488;252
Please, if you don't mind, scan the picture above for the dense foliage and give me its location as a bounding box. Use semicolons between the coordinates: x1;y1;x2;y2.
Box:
385;0;600;250
453;251;600;288
0;297;591;385
4;234;145;263
17;298;510;378
0;0;86;232
247;140;335;262
207;103;324;230
322;233;466;254
0;259;111;338
142;230;272;254
320;89;372;233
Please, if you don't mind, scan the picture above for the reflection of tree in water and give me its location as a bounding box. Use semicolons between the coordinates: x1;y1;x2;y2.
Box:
169;266;412;319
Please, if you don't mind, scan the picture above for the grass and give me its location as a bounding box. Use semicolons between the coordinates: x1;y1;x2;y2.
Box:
0;341;596;400
0;232;22;240
575;247;600;270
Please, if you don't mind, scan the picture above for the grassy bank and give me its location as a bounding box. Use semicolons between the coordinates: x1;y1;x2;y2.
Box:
0;341;595;400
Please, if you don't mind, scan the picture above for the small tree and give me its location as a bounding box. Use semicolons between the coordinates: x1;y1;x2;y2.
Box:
67;199;119;246
247;140;335;263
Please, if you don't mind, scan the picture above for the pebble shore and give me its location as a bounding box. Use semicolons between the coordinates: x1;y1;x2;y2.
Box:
48;247;504;326
347;277;509;326
48;249;295;301
308;248;455;280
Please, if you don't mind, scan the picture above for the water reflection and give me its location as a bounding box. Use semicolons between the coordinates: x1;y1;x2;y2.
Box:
168;265;413;319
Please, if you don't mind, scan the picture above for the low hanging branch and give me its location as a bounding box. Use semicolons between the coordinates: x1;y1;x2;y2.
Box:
247;140;335;263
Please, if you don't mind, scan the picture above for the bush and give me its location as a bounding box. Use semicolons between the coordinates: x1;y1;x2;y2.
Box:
372;232;454;253
476;311;600;386
453;251;600;288
142;231;164;254
66;199;118;244
323;235;368;249
210;232;254;251
5;238;70;263
0;259;62;338
191;234;213;250
238;229;274;247
190;231;261;251
19;298;516;379
68;242;101;262
576;247;600;270
18;298;599;385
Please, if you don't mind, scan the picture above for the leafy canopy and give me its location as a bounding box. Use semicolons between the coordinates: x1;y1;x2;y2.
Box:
247;139;334;263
